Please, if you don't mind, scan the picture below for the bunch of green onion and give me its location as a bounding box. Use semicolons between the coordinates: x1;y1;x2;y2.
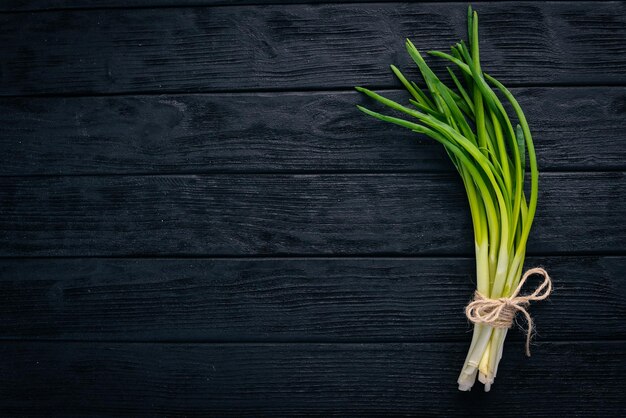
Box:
355;7;539;391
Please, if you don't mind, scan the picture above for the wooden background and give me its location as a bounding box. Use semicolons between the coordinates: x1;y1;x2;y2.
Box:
1;0;625;416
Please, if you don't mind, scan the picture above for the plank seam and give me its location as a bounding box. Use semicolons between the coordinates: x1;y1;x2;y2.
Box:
1;168;625;178
0;171;623;179
0;338;623;345
0;255;623;261
2;251;626;260
2;83;626;99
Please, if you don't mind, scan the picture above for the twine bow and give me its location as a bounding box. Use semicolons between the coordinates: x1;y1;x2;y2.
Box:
465;267;552;356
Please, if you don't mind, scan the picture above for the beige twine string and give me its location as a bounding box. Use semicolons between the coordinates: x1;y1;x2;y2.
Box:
465;267;552;356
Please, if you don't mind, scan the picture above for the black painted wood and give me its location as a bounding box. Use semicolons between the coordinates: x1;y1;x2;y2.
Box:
2;87;624;176
1;173;624;257
1;341;624;416
1;2;625;95
0;256;623;342
0;0;565;13
1;0;625;414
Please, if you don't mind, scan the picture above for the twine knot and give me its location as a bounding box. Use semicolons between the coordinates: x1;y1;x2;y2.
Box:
465;267;552;356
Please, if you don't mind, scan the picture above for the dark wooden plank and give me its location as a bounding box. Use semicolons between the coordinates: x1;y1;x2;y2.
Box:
0;173;624;256
1;2;625;95
0;0;562;13
0;0;225;11
1;341;624;416
0;256;623;342
2;87;624;175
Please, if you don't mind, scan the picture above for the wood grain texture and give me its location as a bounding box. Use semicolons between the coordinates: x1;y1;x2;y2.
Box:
0;256;623;342
1;2;624;415
0;0;563;12
1;341;624;416
2;87;624;175
1;173;624;257
1;2;625;95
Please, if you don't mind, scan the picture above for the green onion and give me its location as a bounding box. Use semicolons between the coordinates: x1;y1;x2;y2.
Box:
355;6;540;391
